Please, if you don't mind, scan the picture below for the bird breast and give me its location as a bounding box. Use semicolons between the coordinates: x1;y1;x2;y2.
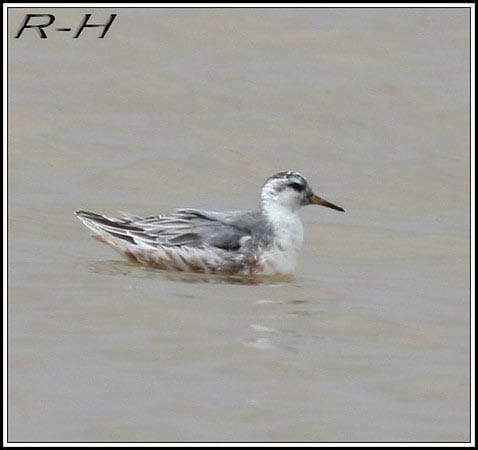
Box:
259;205;304;274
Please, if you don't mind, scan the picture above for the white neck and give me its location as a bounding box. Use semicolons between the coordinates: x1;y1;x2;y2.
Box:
262;201;304;251
258;201;304;274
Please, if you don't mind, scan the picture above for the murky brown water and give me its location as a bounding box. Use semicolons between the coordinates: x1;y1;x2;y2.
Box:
8;7;470;443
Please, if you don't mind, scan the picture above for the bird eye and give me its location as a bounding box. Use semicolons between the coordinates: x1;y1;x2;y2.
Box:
289;182;304;192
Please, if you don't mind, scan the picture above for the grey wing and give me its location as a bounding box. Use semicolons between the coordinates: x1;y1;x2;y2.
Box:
76;209;264;251
149;209;271;250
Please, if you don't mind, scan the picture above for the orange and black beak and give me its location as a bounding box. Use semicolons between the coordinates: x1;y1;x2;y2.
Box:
309;193;344;212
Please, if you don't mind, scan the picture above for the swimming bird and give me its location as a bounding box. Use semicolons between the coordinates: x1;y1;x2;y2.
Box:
76;171;344;275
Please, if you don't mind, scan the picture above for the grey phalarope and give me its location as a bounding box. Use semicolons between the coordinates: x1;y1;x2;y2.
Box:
76;171;344;275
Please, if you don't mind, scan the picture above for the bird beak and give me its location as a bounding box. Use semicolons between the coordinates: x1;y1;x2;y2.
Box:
309;193;344;212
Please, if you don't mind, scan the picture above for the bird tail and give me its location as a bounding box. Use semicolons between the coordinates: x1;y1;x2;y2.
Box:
75;210;140;244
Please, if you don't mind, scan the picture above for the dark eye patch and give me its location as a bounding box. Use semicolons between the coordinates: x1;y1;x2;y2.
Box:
288;182;304;192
